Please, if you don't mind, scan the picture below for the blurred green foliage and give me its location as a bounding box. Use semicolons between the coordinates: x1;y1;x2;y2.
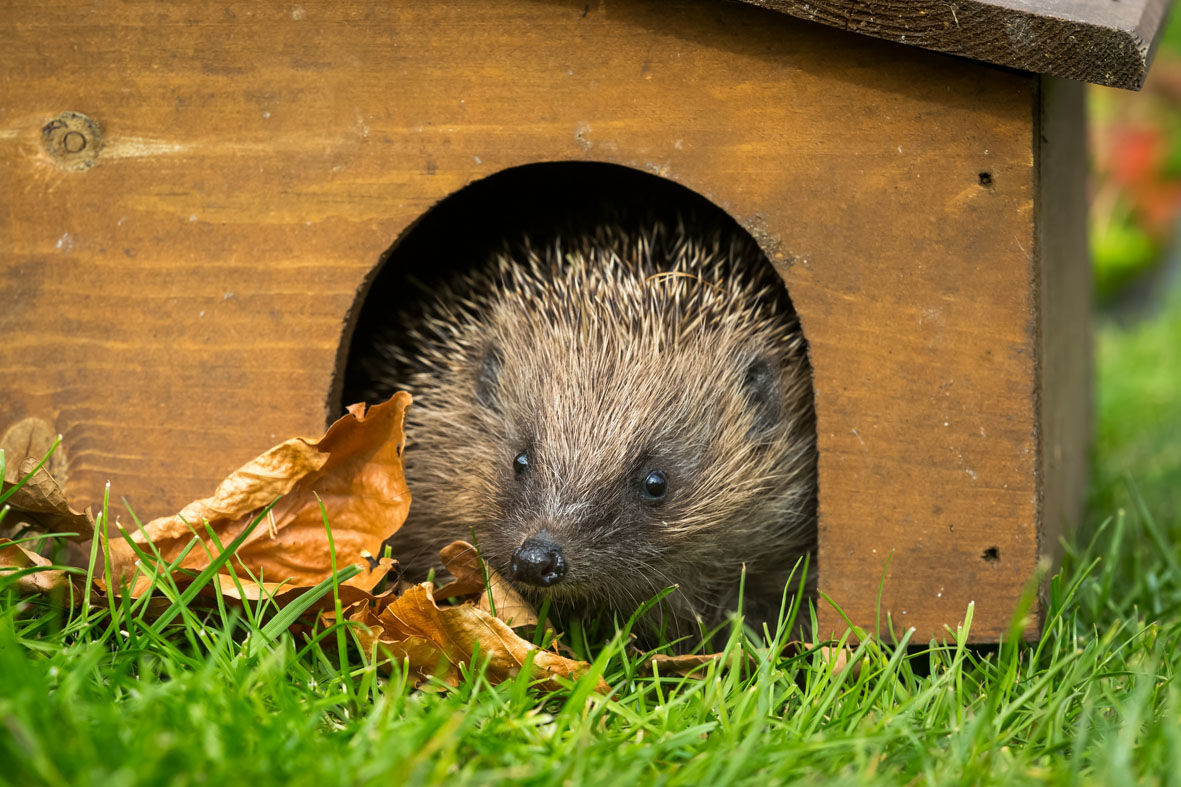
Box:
1090;11;1181;303
1162;8;1181;58
1091;283;1181;522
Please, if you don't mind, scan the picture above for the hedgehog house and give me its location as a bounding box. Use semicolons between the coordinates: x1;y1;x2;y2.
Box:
0;0;1171;642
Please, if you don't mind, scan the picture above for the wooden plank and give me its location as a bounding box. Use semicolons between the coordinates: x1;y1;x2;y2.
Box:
0;0;1042;641
741;0;1171;89
1035;76;1091;609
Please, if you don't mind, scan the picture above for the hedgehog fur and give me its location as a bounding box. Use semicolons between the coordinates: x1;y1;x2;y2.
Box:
355;217;817;642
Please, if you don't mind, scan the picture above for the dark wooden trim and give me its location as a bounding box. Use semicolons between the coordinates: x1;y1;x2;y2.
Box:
738;0;1171;89
1034;76;1092;629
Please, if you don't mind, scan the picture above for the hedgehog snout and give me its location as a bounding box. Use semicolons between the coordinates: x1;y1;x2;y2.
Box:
510;532;568;587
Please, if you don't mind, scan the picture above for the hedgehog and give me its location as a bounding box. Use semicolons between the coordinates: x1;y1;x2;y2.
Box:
352;217;817;643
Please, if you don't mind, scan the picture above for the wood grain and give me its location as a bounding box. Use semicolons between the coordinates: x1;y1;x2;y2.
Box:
741;0;1171;89
0;0;1068;642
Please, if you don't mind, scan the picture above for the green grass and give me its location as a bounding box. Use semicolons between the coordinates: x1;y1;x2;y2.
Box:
3;297;1181;787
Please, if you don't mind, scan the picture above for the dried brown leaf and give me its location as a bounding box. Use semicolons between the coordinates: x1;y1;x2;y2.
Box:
211;556;396;606
108;393;412;595
1;415;93;538
820;644;863;679
349;603;449;684
0;538;76;594
437;540;538;628
644;646;768;678
1;398;608;696
351;581;606;693
1;417;68;482
645;652;723;677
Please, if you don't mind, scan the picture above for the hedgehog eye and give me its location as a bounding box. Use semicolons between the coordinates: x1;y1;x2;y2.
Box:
642;470;668;500
513;452;529;476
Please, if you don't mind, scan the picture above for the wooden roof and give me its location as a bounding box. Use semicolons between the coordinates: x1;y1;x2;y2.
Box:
740;0;1171;89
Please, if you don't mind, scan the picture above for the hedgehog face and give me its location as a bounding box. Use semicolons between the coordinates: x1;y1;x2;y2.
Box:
372;220;816;635
462;322;813;625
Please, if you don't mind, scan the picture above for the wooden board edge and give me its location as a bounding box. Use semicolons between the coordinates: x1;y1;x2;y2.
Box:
740;0;1171;89
1032;76;1093;639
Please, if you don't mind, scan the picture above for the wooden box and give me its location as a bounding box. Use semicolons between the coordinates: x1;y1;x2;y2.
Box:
0;0;1168;641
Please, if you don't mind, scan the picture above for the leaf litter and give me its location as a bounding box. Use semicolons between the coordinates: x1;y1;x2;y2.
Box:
0;391;604;692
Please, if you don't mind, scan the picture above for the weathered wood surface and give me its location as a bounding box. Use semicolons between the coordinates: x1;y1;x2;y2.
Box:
742;0;1171;89
1036;76;1091;606
0;0;1058;641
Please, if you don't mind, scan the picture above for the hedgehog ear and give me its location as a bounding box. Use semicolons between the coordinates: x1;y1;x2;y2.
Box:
476;344;503;411
741;355;781;436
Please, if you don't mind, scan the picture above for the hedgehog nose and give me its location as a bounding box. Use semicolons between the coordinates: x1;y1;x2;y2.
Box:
511;534;567;587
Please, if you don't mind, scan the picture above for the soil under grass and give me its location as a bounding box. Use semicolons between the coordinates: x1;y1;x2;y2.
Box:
2;285;1180;786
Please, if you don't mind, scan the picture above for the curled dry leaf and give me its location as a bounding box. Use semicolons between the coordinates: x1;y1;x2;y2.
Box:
1;419;94;545
2;396;603;696
644;641;794;678
345;542;600;692
436;540;538;628
645;652;724;677
0;416;68;482
213;556;396;608
820;644;863;680
0;538;77;595
350;581;606;693
2;457;93;528
107;393;412;595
